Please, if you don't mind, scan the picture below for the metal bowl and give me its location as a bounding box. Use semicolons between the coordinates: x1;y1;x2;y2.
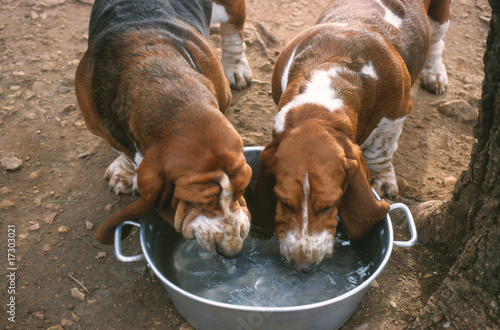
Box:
115;146;417;330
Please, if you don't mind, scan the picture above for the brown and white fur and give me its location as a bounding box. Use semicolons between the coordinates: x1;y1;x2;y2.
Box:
251;0;450;271
75;0;252;258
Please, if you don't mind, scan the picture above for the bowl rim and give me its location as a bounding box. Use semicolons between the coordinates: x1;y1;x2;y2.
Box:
140;212;394;312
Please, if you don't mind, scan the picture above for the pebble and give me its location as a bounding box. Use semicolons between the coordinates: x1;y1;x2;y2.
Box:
179;322;195;330
70;287;85;301
24;112;37;120
12;71;25;77
44;212;58;224
97;252;106;258
0;200;15;209
29;223;40;231
85;220;94;230
42;244;51;252
436;100;478;122
62;104;76;113
57;86;71;94
32;311;45;320
1;157;23;171
58;226;70;233
61;319;73;327
47;326;64;330
40;0;66;7
0;187;12;195
443;176;458;187
29;171;38;179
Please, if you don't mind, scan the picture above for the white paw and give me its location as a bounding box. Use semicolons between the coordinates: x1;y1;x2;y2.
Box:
104;156;138;195
420;57;448;94
222;55;252;91
371;175;399;199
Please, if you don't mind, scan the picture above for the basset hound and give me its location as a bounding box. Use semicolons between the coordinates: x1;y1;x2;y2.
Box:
251;0;450;271
75;0;253;258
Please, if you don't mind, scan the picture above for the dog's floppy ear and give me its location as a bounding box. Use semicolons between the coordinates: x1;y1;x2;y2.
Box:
338;143;390;240
250;143;278;238
95;156;167;244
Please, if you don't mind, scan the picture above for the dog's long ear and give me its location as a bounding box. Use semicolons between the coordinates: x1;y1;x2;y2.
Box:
250;143;278;238
338;143;390;240
95;156;166;244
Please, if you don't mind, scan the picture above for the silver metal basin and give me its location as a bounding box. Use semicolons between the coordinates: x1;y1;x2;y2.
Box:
115;146;417;330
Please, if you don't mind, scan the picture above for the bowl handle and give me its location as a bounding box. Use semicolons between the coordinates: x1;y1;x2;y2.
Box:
389;203;418;248
114;220;144;262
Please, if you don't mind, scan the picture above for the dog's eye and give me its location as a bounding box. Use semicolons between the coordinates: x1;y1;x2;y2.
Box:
280;201;293;211
319;205;334;214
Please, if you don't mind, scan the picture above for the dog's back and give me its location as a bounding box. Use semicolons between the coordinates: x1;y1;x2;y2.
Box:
89;0;212;44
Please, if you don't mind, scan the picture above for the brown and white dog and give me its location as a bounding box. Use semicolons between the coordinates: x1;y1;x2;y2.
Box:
75;0;253;258
251;0;450;271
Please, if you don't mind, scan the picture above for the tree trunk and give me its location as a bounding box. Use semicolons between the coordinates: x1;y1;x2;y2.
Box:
410;1;500;328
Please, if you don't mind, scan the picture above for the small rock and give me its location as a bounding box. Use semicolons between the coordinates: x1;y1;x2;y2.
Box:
423;273;433;279
10;85;21;91
432;313;444;323
74;120;85;127
42;244;51;252
29;171;38;180
32;311;45;320
58;226;70;233
370;280;380;288
40;0;66;7
436;100;478;122
104;204;114;213
1;157;23;171
72;312;80;322
29;223;40;231
61;319;73;327
62;104;77;113
70;287;85;301
179;322;195;330
12;71;25;77
0;187;12;195
0;200;15;209
97;252;107;258
443;176;457;187
24;112;37;120
44;212;58;224
354;324;370;330
57;86;71;94
85;221;94;230
47;326;64;330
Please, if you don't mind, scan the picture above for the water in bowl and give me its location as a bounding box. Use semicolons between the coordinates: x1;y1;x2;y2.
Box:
156;229;379;308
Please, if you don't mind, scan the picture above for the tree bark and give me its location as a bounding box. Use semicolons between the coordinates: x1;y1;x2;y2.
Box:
410;1;500;328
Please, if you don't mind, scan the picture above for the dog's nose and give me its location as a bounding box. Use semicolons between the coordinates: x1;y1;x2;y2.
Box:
291;259;318;273
215;244;243;259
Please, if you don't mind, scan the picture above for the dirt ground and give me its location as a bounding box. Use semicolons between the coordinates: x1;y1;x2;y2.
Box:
0;0;491;329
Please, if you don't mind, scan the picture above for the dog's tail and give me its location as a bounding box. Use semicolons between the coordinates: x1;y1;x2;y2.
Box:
95;153;166;244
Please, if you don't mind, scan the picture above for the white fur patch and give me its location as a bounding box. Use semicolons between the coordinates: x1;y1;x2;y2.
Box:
374;0;403;28
279;172;335;269
183;174;250;255
360;117;406;197
105;155;138;195
210;3;229;25
420;19;449;94
274;68;346;134
360;62;378;79
281;45;298;92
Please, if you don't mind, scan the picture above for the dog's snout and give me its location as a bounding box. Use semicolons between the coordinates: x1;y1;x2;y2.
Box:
216;244;243;259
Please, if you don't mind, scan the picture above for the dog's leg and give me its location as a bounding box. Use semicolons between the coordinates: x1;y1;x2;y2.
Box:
420;0;451;94
104;155;138;195
212;0;252;90
360;117;406;198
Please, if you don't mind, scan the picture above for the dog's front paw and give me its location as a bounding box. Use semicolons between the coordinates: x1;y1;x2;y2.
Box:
420;57;448;94
371;175;399;199
104;156;138;195
222;55;252;91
